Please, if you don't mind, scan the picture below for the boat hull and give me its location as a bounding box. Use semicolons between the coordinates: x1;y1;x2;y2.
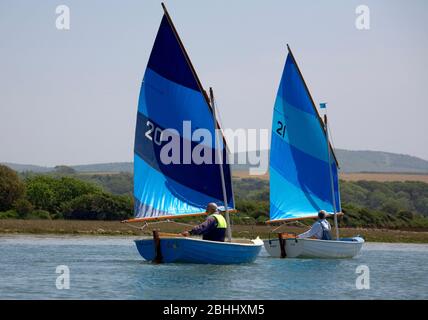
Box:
263;237;364;258
135;237;263;264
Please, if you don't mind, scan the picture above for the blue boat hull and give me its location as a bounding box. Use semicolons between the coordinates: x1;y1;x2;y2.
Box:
135;237;262;264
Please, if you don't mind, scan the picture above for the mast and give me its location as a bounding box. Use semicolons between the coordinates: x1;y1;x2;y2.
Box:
210;87;232;242
324;114;339;240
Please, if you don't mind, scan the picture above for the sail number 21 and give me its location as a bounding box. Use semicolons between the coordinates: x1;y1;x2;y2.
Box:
276;121;286;138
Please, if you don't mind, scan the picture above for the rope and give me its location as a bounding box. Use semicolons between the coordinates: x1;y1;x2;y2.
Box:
168;220;194;228
124;219;195;233
271;220;307;233
324;108;337;157
327;119;337;154
125;222;147;232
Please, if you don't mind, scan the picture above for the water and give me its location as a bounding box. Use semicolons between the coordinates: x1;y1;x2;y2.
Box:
0;235;427;299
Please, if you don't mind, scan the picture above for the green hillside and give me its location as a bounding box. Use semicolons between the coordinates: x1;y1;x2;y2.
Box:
233;149;428;173
2;149;428;174
336;149;428;173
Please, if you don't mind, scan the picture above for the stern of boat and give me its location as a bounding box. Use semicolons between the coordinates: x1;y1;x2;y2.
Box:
264;236;364;258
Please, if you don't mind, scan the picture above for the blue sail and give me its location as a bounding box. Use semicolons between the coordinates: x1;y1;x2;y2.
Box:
269;50;341;222
133;14;234;219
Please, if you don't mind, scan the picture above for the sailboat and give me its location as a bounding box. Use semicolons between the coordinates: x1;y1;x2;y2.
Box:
263;45;364;258
124;3;262;264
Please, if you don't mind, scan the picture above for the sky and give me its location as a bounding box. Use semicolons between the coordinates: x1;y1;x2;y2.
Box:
0;0;427;166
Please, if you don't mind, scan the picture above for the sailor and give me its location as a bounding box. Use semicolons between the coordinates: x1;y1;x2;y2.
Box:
181;203;227;242
297;210;332;240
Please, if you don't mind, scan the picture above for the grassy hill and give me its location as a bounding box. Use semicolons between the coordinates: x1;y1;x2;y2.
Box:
72;162;132;173
0;163;52;173
1;162;133;174
3;149;428;174
233;149;428;173
336;150;428;173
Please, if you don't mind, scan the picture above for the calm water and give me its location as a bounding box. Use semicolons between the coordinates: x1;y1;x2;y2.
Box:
0;235;427;300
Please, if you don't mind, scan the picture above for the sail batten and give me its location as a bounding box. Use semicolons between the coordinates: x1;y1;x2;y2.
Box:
132;11;234;221
269;48;341;222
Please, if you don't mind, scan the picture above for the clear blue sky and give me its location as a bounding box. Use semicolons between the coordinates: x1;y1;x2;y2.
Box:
1;0;427;166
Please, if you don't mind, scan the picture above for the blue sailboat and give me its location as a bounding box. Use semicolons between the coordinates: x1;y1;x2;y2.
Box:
264;46;364;258
125;3;262;264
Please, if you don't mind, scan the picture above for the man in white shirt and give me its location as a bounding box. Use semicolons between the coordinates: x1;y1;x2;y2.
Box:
297;210;332;240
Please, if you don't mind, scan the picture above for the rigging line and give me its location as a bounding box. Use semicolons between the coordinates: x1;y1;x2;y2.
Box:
214;94;236;212
271;220;307;233
211;87;232;242
210;93;235;157
212;96;226;149
125;223;147;231
168;220;195;228
125;219;195;231
271;224;286;233
324;108;337;152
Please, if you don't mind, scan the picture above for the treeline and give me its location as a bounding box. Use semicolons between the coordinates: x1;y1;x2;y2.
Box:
0;165;133;220
2;164;428;228
341;180;428;216
19;169;133;196
233;178;428;228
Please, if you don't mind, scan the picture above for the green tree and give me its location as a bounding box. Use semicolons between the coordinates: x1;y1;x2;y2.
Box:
54;177;101;204
62;193;133;220
25;175;101;213
26;180;56;211
54;165;76;175
13;198;34;218
0;165;25;211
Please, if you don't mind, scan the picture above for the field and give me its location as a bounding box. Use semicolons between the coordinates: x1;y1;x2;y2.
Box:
233;171;428;183
340;173;428;183
1;219;428;243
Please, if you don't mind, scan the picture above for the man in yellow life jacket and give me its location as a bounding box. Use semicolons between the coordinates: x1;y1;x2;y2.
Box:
181;203;227;242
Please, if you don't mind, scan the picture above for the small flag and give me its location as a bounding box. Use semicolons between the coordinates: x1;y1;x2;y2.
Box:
320;103;327;109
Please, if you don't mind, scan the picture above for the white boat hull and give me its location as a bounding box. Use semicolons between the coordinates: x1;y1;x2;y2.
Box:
263;237;364;258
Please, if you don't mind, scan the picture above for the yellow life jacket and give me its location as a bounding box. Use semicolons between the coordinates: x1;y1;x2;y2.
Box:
210;213;227;229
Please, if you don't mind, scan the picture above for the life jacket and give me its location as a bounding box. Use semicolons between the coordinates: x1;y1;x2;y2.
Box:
210;213;227;229
319;220;332;240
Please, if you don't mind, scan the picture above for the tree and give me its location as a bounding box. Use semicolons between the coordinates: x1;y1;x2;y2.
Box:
13;198;34;218
25;175;101;213
62;193;133;220
54;165;76;175
26;180;56;211
54;177;101;204
0;165;25;211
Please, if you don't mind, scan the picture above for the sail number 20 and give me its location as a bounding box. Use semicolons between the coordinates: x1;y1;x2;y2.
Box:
276;121;286;138
145;121;163;146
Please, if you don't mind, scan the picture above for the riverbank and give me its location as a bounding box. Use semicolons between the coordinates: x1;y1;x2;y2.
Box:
1;219;428;243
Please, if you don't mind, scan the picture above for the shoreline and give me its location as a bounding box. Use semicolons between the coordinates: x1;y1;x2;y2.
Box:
1;219;428;243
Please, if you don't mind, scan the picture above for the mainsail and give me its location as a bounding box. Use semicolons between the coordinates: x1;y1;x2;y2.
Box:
132;9;234;221
269;47;341;222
